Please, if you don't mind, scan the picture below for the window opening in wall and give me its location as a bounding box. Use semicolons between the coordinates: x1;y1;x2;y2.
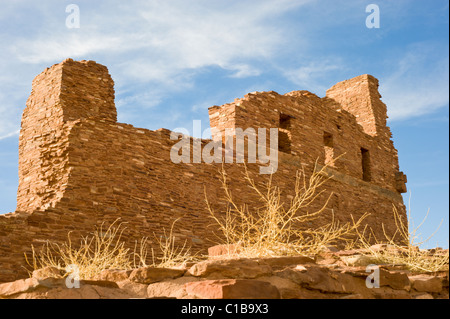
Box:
279;113;291;129
361;147;371;182
323;132;334;166
278;113;293;154
323;132;333;147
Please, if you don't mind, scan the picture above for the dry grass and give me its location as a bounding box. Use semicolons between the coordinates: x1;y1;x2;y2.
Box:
26;219;136;279
26;218;194;279
143;218;196;268
354;202;449;272
205;161;368;258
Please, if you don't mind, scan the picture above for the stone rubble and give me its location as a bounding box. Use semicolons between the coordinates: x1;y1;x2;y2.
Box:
0;247;447;299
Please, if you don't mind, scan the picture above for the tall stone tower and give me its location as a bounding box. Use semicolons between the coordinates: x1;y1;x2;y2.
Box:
326;74;387;137
17;59;116;212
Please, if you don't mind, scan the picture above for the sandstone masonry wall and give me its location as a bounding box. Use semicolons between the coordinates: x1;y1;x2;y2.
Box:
0;59;407;282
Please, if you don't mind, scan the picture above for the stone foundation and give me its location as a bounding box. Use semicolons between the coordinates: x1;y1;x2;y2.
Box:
0;248;447;299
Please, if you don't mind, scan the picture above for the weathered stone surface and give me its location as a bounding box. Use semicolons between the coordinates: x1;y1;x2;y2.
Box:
294;265;308;272
340;254;377;267
257;276;303;299
116;280;148;298
129;267;185;284
0;276;125;299
185;279;281;299
95;269;132;282
0;278;40;297
208;244;240;257
371;287;412;299
147;277;200;299
369;244;388;252
79;280;119;289
0;253;447;299
317;257;339;266
0;60;409;283
32;266;63;280
379;269;411;291
256;256;315;269
17;284;138;299
321;246;340;253
334;249;366;257
276;265;367;295
409;275;443;293
35;277;66;289
368;244;406;254
188;259;272;279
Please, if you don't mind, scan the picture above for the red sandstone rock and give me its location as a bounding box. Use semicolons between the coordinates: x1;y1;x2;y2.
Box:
294;265;308;272
340;254;377;267
79;280;119;289
409;275;443;293
334;249;366;256
0;253;447;299
276;265;367;295
0;278;40;297
129;267;185;284
256;256;315;268
208;244;241;257
379;268;411;291
184;279;280;299
95;269;132;282
187;258;272;279
116;280;149;298
371;287;412;299
32;266;63;280
19;284;138;299
147;277;200;299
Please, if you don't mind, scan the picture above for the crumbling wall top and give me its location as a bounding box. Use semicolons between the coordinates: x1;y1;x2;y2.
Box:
325;74;387;137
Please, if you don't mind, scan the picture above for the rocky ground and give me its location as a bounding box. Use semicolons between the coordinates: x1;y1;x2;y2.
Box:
0;246;448;299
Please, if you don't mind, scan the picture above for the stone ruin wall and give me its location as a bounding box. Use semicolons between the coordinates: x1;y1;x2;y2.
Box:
0;59;407;282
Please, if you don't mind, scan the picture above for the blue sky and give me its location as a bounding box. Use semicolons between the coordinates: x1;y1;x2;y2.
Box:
0;0;448;247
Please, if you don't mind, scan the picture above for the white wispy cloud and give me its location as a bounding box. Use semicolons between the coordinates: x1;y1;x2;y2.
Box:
0;64;28;139
380;42;449;121
12;0;310;79
12;33;124;64
1;0;311;136
409;180;449;188
0;0;448;141
283;59;345;94
0;130;20;141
